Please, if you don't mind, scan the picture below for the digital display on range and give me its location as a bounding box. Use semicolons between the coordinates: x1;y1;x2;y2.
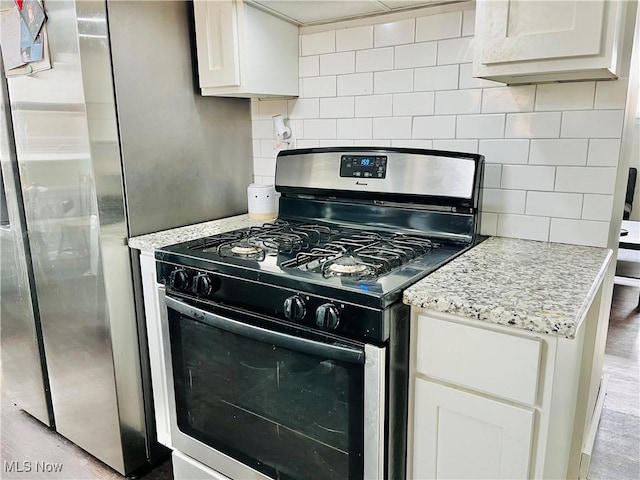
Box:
340;155;387;179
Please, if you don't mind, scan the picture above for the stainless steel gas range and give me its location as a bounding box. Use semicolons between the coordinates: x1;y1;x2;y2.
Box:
155;147;484;480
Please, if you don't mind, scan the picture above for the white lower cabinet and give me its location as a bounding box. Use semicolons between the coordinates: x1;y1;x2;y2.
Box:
407;310;599;480
413;379;534;479
138;251;172;448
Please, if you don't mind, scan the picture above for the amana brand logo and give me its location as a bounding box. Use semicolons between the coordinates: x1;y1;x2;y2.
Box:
355;181;368;186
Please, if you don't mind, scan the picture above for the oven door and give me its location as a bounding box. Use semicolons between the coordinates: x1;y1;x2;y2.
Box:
161;294;385;480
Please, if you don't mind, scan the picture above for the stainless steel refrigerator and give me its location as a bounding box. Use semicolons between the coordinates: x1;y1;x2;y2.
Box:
0;0;253;474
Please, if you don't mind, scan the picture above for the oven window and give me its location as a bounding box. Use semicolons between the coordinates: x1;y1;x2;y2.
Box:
168;308;365;480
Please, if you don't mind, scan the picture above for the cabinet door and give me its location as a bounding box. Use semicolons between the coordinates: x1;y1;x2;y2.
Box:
193;0;241;88
478;0;606;65
413;378;534;479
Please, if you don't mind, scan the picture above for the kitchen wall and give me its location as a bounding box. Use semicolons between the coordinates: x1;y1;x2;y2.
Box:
250;5;630;248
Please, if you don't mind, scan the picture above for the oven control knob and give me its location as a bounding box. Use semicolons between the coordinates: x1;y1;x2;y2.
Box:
168;268;190;291
284;295;306;321
192;273;219;296
315;303;340;330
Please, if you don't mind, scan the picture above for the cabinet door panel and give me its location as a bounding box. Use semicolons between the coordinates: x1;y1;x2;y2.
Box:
413;379;534;479
479;0;605;65
193;0;241;88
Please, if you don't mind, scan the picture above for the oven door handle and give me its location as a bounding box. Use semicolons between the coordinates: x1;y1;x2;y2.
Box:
165;295;365;365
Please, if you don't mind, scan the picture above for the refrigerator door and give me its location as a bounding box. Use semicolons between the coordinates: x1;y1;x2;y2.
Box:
6;0;146;474
0;55;53;429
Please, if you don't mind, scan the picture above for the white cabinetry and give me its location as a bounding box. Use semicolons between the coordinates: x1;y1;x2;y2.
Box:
407;311;596;480
139;251;172;448
414;379;534;479
193;0;299;98
473;0;636;84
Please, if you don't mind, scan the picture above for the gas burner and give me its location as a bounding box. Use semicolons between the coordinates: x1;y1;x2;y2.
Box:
322;255;376;278
218;240;266;260
329;261;368;275
231;245;263;256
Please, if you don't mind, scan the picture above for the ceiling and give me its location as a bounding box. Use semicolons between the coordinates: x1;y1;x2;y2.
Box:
248;0;459;26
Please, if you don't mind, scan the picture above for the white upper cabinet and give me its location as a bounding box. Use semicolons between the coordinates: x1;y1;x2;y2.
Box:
193;0;299;98
473;0;636;85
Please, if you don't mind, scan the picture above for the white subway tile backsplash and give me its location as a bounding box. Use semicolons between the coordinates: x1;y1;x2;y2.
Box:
555;167;617;194
482;86;535;113
561;110;624;138
257;99;288;119
336;26;373;52
582;194;614;221
288;98;320;119
320;52;355;75
501;165;555;191
482;188;526;214
320;97;355;118
337;73;373;96
356;48;393;72
355;95;393;117
414;65;459;91
393;92;435;116
374;70;413;94
251;10;626;246
480;212;498;236
459;63;500;89
373;117;412;139
433;139;479;153
289;120;304;139
394;42;437;69
295;139;320;148
535;82;595;111
595;79;628;109
320;139;354;147
374;19;415;47
303;76;337;97
337;118;372;139
462;8;475;37
301;31;335;56
299;56;319;77
360;139;391;147
497;214;550;242
391;139;433;149
478;139;530;164
505;112;561;138
303;119;337;139
415;11;462;42
435;89;482;115
252;120;273;139
587;139;621;166
525;191;583;218
457;114;505;139
549;219;608;247
529;139;589;166
412;116;456;139
437;37;474;65
259;139;277;158
251;99;260;118
253;156;277;177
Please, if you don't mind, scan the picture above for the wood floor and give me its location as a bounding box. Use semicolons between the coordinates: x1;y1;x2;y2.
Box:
1;282;639;480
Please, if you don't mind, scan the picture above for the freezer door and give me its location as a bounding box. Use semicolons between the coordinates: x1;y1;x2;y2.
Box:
0;55;52;428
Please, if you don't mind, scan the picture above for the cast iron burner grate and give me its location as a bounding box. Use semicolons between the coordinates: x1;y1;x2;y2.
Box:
187;221;339;257
282;232;437;279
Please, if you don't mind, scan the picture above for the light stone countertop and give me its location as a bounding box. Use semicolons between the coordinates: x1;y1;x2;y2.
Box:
403;237;613;339
128;214;267;253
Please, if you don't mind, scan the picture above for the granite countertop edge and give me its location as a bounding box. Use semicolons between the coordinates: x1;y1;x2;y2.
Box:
403;237;613;339
127;214;268;252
